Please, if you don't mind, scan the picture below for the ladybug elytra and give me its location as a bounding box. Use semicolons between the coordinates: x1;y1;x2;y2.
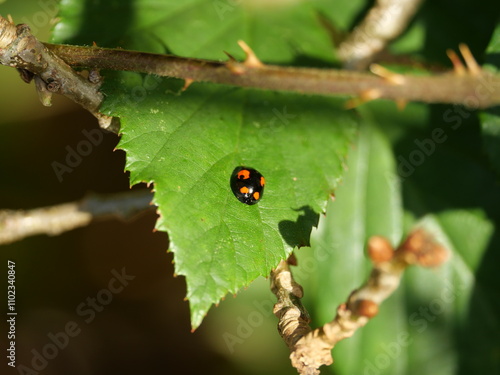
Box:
230;166;265;205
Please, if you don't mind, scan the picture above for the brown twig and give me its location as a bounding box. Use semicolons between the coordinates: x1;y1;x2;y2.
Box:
0;189;154;245
1;14;500;129
270;228;449;375
44;41;500;109
0;16;117;131
271;257;312;351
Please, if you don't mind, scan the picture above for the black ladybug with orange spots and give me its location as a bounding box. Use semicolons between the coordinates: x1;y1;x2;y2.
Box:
230;166;265;205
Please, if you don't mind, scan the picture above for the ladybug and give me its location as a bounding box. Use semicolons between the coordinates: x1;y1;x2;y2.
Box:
230;166;265;205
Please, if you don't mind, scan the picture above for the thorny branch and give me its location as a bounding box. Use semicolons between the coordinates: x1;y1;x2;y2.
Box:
0;190;154;245
270;229;449;375
0;14;500;133
45;41;500;109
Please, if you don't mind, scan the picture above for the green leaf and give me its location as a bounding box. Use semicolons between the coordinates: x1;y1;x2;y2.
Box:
101;73;355;328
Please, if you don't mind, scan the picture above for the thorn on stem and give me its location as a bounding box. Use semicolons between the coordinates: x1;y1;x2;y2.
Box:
395;99;408;111
344;88;382;109
226;61;245;75
237;40;264;68
182;78;194;91
370;64;406;85
223;51;237;61
459;43;481;76
446;49;466;75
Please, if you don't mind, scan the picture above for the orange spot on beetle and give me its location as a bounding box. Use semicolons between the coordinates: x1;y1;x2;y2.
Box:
260;176;265;186
240;186;249;194
253;192;260;200
237;169;251;179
